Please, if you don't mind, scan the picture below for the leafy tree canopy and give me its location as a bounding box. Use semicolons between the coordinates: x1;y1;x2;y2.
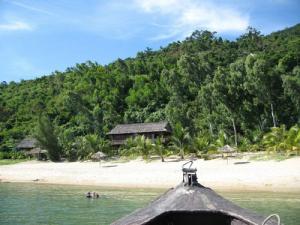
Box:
0;24;299;159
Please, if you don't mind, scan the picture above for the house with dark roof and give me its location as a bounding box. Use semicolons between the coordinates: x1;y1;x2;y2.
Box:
16;137;38;150
107;121;172;146
16;137;47;160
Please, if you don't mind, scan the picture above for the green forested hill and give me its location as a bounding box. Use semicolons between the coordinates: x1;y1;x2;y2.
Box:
0;24;299;158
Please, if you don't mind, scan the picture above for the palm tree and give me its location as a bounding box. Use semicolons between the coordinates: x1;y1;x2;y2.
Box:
262;125;287;152
170;123;191;159
283;125;300;155
135;135;152;160
122;135;152;160
192;131;212;155
121;137;137;157
262;125;300;155
152;137;166;162
215;130;228;147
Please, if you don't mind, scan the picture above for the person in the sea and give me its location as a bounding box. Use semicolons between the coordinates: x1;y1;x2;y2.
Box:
93;192;99;198
86;192;92;198
86;192;99;198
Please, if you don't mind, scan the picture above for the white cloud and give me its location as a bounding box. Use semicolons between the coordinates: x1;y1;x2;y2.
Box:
134;0;249;40
10;1;56;16
137;0;183;13
0;21;33;31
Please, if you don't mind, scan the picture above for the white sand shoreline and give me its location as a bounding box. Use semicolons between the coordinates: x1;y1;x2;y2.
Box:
1;157;300;192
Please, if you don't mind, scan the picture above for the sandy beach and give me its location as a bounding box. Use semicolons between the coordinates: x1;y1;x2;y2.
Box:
1;156;300;192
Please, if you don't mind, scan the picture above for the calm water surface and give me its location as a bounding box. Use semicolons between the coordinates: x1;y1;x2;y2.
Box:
0;183;299;225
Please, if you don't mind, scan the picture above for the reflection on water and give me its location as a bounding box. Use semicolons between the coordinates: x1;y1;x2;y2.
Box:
0;183;299;225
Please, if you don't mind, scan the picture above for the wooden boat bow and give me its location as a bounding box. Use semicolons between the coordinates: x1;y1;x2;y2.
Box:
111;161;280;225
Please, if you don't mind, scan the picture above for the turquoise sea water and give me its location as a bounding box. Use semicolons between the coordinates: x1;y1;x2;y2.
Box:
0;183;299;225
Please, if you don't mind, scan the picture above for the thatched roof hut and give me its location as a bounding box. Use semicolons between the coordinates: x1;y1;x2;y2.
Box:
108;121;171;135
16;137;38;150
112;162;279;225
91;151;107;160
218;145;236;153
108;122;172;146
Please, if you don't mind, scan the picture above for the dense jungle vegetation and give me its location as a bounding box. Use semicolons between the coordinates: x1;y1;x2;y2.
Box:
0;24;299;161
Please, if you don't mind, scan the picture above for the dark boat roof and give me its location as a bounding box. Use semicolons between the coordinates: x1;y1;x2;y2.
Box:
111;183;278;225
107;121;171;135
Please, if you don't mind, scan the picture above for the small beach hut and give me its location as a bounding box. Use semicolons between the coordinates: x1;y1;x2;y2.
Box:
91;151;107;166
218;145;235;153
91;151;107;160
111;161;280;225
17;137;47;160
218;145;236;163
16;137;38;150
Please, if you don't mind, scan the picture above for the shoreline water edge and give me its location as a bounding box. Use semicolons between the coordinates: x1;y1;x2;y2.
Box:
1;157;300;192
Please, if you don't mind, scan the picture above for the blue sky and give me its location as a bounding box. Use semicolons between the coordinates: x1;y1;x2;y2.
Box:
0;0;299;82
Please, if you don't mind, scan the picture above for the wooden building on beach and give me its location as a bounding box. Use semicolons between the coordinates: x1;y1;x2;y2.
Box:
16;137;47;160
107;121;172;147
16;137;38;151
